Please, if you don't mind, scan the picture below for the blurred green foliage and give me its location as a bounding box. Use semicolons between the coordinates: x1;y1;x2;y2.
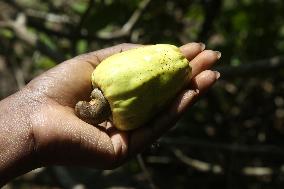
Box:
1;0;284;188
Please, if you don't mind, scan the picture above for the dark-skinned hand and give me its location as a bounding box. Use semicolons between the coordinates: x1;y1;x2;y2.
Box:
0;43;220;185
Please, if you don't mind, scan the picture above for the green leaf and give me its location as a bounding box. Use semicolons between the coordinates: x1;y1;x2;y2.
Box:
76;40;88;54
0;29;14;39
35;55;56;69
71;1;88;14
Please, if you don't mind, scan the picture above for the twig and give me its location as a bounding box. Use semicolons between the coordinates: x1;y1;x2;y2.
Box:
121;0;151;34
97;0;151;39
216;55;284;79
198;0;222;41
4;0;71;24
76;0;94;33
161;137;284;156
172;148;223;174
172;148;281;177
137;154;159;189
25;8;71;24
146;156;172;164
72;0;95;55
1;184;12;189
25;21;114;41
0;13;65;62
17;0;151;41
242;166;273;176
0;13;37;46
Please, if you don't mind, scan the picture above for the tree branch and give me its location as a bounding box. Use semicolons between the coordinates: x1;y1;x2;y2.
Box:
198;0;222;42
26;8;71;24
96;0;151;39
17;0;151;41
161;137;284;156
76;0;94;33
0;13;65;62
137;154;159;189
216;55;284;79
71;0;95;55
172;148;223;174
172;148;279;177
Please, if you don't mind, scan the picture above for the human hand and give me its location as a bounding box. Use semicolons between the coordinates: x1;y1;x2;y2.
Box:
0;43;220;184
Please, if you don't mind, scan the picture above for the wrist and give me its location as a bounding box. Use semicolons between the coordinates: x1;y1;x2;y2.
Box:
0;89;38;186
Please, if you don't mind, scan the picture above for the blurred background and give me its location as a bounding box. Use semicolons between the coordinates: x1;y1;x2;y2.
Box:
1;0;284;188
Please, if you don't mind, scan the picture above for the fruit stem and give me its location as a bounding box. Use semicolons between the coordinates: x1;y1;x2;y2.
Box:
75;88;111;125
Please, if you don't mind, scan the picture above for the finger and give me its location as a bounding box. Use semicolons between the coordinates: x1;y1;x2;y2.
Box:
128;70;220;156
89;42;204;66
180;42;206;61
152;70;220;133
190;70;220;94
189;50;221;78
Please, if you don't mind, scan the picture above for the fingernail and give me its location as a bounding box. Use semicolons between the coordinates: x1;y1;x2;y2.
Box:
215;51;222;59
199;42;206;51
213;71;221;79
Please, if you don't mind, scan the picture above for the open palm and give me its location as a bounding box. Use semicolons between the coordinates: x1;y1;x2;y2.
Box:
26;43;220;169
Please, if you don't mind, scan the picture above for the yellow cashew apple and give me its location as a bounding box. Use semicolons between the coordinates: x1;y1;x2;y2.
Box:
75;44;191;130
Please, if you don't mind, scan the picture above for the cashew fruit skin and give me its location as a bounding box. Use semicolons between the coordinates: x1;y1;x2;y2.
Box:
92;44;191;130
